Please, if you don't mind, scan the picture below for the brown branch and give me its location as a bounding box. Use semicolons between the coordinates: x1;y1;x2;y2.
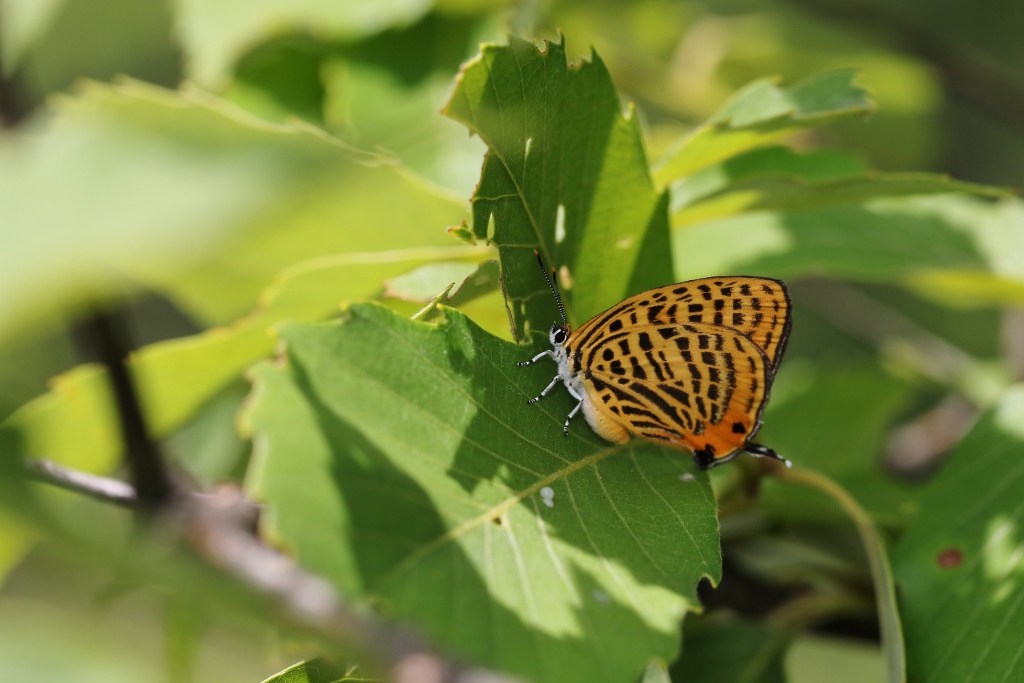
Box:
38;305;523;682
20;459;520;683
83;310;174;512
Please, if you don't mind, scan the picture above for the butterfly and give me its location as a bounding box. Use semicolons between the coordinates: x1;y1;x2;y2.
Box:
518;252;793;469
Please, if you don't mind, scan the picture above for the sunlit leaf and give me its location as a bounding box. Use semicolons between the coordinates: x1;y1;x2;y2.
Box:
0;77;470;336
654;70;873;186
243;303;721;683
443;36;672;338
893;385;1024;683
674;196;985;282
673;172;1006;229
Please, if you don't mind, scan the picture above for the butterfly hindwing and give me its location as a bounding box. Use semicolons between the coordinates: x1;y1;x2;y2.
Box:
571;276;791;375
575;322;772;461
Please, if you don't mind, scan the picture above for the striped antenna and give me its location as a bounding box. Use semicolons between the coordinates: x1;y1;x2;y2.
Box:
534;250;567;327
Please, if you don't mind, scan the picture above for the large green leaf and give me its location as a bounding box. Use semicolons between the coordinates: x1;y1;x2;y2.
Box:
243;303;721;683
174;0;432;88
443;36;673;338
893;385;1024;683
673;172;1005;229
672;196;990;281
0;77;469;336
653;70;873;186
672;195;1024;311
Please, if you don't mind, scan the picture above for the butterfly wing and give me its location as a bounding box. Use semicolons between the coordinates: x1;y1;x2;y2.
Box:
571;276;792;376
575;322;773;463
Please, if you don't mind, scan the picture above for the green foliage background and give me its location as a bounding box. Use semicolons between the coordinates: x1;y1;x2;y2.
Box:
3;1;1024;682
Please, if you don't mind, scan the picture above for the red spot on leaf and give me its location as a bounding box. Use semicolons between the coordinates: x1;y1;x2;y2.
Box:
937;548;963;569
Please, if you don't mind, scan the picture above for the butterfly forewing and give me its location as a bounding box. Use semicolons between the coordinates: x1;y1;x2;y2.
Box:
571;276;791;375
574;322;772;459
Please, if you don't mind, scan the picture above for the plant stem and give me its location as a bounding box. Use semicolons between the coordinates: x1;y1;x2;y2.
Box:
771;465;906;683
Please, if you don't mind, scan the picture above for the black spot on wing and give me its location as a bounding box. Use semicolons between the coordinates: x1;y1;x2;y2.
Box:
644;351;666;381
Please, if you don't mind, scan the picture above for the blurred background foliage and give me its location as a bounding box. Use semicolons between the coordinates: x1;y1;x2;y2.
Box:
3;0;1024;682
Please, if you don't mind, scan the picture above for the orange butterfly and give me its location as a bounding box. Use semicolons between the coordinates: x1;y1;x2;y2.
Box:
519;253;793;469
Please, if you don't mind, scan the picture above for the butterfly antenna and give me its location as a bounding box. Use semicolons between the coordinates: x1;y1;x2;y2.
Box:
534;250;567;327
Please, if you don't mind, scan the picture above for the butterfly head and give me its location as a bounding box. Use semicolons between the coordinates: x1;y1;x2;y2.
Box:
549;323;571;348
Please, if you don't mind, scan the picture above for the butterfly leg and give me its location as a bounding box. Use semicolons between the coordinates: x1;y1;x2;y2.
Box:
745;442;792;468
517;350;553;367
528;374;562;404
563;400;583;436
563;385;585;435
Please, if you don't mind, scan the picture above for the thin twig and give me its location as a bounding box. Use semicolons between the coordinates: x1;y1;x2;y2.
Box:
19;457;519;683
45;306;524;682
21;458;137;507
771;465;906;683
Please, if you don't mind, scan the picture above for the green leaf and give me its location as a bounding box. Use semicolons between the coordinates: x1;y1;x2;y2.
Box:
670;615;788;683
673;171;1006;229
443;36;672;339
243;303;720;683
654;70;874;186
672;197;988;283
672;194;1024;310
0;241;493;482
892;385;1024;683
174;0;432;88
384;261;486;302
325;61;488;196
0;77;470;336
670;146;868;210
261;658;367;683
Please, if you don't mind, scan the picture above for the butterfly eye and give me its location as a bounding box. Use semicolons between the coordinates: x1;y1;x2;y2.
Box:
553;329;567;345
